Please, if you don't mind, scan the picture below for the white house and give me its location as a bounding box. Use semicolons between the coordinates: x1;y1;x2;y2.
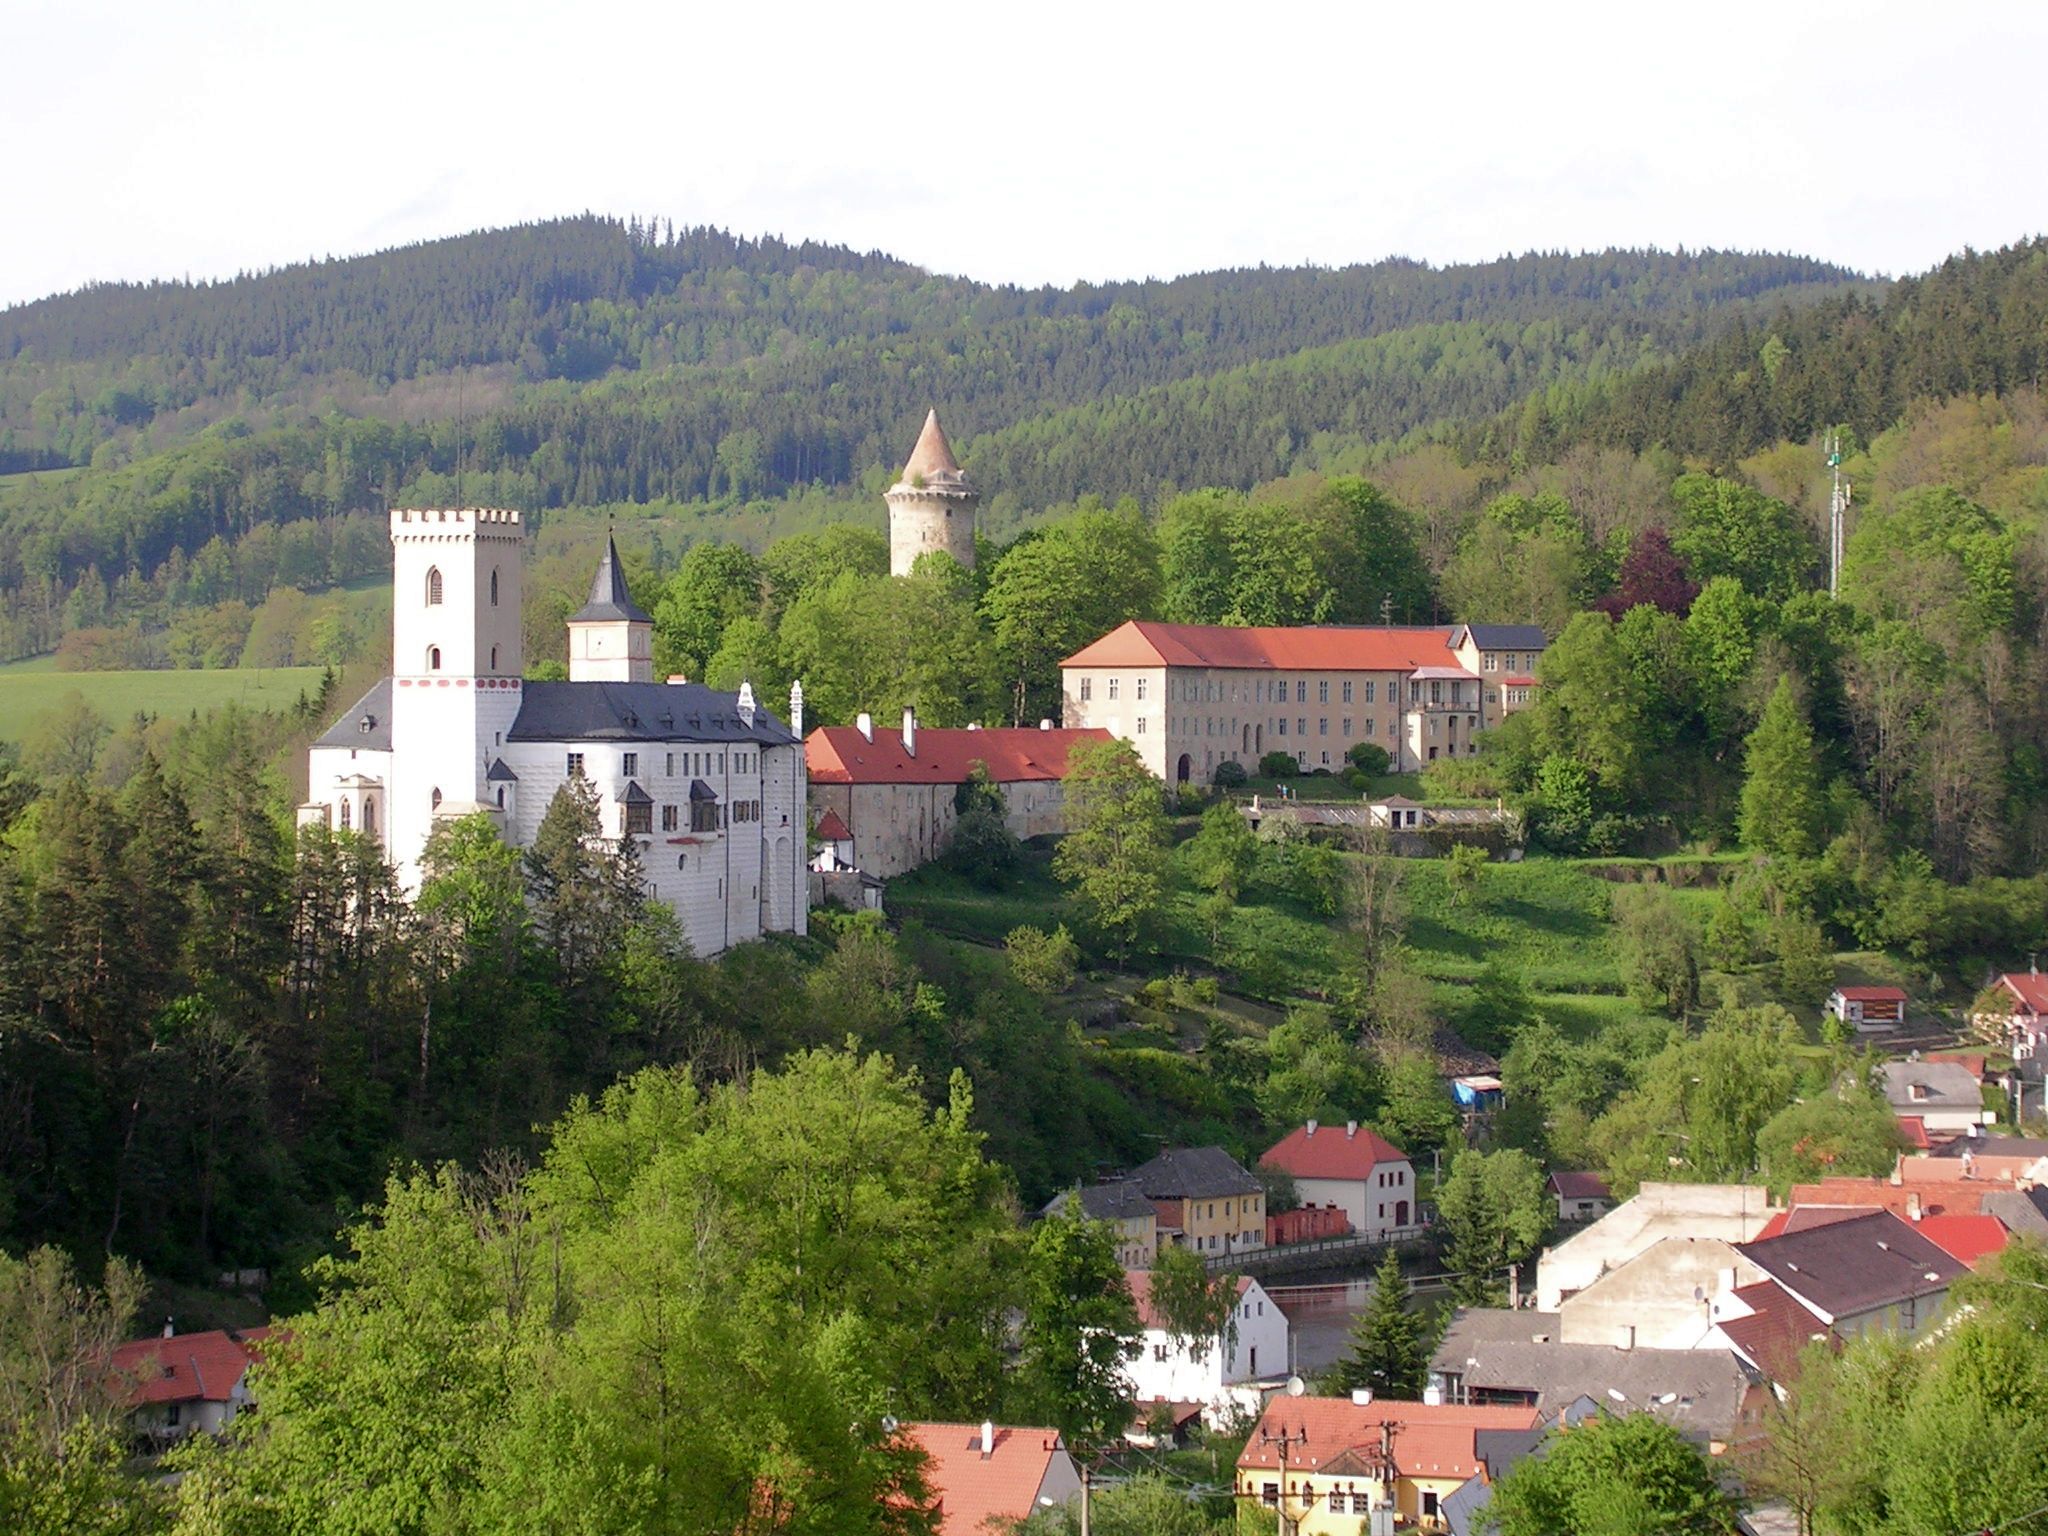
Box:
1259;1120;1415;1239
1881;1060;1993;1136
1124;1269;1288;1427
111;1327;268;1448
300;512;808;958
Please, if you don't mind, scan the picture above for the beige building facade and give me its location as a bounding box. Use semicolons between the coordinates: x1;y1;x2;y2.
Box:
1060;621;1546;784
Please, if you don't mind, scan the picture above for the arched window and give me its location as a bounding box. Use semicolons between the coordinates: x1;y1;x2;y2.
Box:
489;569;499;607
338;800;351;829
428;646;442;672
426;567;444;606
431;787;443;811
495;787;505;809
363;798;376;833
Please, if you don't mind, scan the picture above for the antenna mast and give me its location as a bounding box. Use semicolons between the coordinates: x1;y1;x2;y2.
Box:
1825;431;1851;597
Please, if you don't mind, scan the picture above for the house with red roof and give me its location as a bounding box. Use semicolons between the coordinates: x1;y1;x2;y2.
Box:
1826;984;1907;1031
1236;1396;1543;1534
1261;1120;1417;1239
1548;1171;1613;1223
1124;1268;1288;1425
109;1325;269;1447
1727;1209;1965;1340
899;1421;1081;1535
804;712;1112;877
1977;969;2048;1078
1058;619;1546;786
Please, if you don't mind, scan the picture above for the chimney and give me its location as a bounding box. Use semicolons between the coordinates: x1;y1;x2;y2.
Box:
1907;1191;1923;1222
902;707;917;757
980;1420;995;1456
1346;1120;1358;1139
1351;1388;1373;1406
1306;1119;1318;1137
1039;718;1052;730
856;712;874;743
666;674;689;686
162;1317;174;1339
1422;1384;1443;1406
737;680;756;728
788;679;804;737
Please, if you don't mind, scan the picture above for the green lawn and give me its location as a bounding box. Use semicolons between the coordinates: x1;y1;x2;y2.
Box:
1404;857;1624;992
0;655;58;675
0;667;329;742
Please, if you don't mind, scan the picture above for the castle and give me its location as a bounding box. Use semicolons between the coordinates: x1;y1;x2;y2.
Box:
300;510;809;956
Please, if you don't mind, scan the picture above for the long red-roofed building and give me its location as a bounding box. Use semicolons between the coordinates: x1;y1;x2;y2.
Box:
804;714;1112;876
1059;619;1546;785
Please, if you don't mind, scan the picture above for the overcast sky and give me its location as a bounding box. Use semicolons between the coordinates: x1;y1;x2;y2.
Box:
6;0;2043;309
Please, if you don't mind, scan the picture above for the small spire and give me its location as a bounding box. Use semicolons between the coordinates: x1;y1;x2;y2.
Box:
571;533;651;624
900;408;964;483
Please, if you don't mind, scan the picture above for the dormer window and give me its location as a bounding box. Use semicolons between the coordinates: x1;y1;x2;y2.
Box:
426;567;444;606
357;714;375;735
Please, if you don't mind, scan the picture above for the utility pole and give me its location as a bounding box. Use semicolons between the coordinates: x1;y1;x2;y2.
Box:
1824;431;1851;598
1259;1423;1311;1536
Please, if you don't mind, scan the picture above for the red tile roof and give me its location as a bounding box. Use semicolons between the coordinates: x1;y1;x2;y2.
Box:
1718;1285;1831;1377
1898;1116;1931;1149
1261;1122;1409;1182
1835;985;1907;1002
1237;1398;1542;1482
110;1328;269;1407
1998;973;2048;1013
1915;1214;2011;1267
900;1422;1068;1536
805;726;1112;786
1549;1172;1611;1201
812;808;852;841
1124;1269;1253;1333
1786;1176;1997;1220
1062;620;1463;673
1502;675;1538;686
900;410;965;482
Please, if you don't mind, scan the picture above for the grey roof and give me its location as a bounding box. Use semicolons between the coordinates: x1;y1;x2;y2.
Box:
508;682;796;746
688;778;718;802
1458;624;1548;650
1431;1308;1751;1445
1880;1060;1984;1113
1931;1134;2048;1160
1127;1146;1261;1199
1042;1180;1157;1223
621;780;653;805
1984;1187;2048;1239
485;757;519;782
570;535;652;624
1735;1210;1964;1320
313;679;394;751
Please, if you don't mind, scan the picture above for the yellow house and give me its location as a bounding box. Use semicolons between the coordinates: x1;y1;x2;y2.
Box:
1128;1147;1265;1254
1236;1397;1542;1534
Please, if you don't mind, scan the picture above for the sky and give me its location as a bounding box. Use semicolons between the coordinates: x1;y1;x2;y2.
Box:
6;0;2045;309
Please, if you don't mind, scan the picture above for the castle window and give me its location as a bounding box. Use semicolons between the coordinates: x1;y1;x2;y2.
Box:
677;854;687;870
567;753;585;778
622;753;639;778
1136;677;1147;701
666;753;675;777
363;799;376;832
490;645;498;671
1108;677;1119;700
1079;677;1092;702
490;569;499;607
338;800;351;830
431;787;443;810
662;805;679;832
426;567;444;606
624;801;653;837
427;646;441;672
495;787;505;809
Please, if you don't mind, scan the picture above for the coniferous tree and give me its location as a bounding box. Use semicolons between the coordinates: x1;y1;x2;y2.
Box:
1740;676;1826;859
1327;1247;1431;1399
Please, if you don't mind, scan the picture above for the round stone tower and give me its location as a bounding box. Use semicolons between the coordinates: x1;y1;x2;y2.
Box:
886;408;978;576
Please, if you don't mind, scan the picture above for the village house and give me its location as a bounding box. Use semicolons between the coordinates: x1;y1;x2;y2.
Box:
898;1421;1080;1534
1236;1396;1544;1534
1557;1236;1766;1349
1826;984;1907;1031
1058;620;1546;784
1721;1210;1966;1341
1976;968;2048;1077
1259;1120;1416;1239
301;517;808;957
803;713;1111;878
1428;1309;1753;1453
1910;1131;2048;1185
1127;1147;1266;1253
1124;1269;1287;1424
1548;1171;1613;1223
1536;1183;1773;1312
1039;1180;1159;1269
110;1326;269;1448
1881;1059;1994;1136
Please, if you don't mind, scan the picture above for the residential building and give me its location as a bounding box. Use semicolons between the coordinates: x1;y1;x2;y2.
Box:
1039;1181;1159;1269
1826;985;1907;1030
1557;1236;1765;1349
1535;1183;1772;1312
804;714;1111;878
1058;620;1546;784
1548;1172;1613;1223
301;517;808;957
1880;1060;1993;1136
1910;1132;2048;1185
1447;624;1548;727
1127;1147;1266;1253
1983;1186;2048;1242
110;1326;269;1448
899;1421;1080;1535
1974;969;2048;1076
1236;1397;1543;1534
887;409;978;577
1727;1210;1965;1339
1124;1270;1287;1424
1259;1120;1416;1239
1428;1308;1753;1452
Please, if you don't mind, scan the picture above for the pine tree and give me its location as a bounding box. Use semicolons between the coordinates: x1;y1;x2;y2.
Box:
1739;676;1826;859
1328;1247;1429;1399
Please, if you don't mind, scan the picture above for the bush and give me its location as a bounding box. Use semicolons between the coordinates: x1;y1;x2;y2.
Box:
1341;766;1370;792
1346;742;1392;776
1005;924;1080;997
945;799;1021;883
1259;751;1300;779
1212;760;1248;789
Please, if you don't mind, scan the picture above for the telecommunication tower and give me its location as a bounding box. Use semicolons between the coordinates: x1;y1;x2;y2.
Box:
1825;431;1852;597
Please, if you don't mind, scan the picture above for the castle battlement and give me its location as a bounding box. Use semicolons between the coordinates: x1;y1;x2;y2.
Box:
390;507;525;534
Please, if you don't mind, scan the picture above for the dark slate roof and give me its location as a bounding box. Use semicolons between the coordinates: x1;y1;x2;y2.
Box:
485;757;519;782
1042;1180;1157;1223
1735;1210;1964;1321
1459;623;1548;650
1984;1187;2048;1240
1931;1134;2048;1160
688;778;718;802
570;535;652;624
1127;1146;1261;1199
313;679;394;751
621;779;653;805
508;682;796;746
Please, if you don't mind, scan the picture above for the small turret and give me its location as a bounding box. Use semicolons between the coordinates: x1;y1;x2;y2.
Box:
886;409;979;577
567;534;654;682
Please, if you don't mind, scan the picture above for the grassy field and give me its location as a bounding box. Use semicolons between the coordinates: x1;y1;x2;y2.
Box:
0;666;329;742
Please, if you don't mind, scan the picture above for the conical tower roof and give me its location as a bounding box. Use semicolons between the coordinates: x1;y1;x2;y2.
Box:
895;409;972;490
571;533;651;624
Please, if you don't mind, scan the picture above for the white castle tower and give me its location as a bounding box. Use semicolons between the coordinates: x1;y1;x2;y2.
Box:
886;408;978;576
566;533;654;681
386;507;527;886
